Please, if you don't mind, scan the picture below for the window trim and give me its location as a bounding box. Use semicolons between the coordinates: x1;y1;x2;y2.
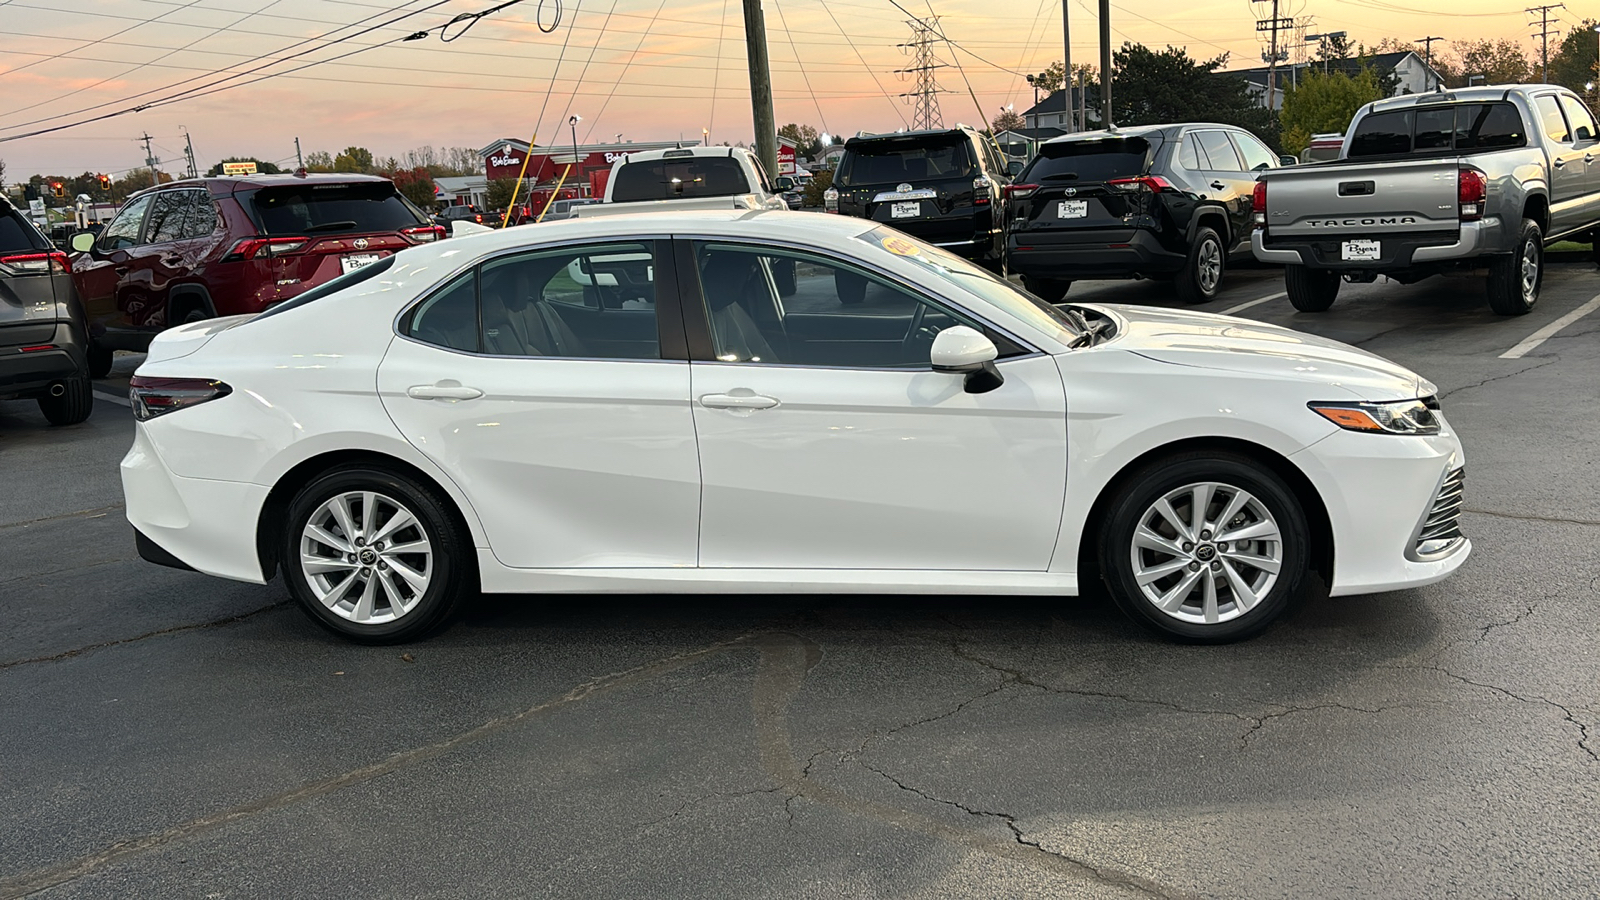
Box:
393;236;686;362
671;234;1043;371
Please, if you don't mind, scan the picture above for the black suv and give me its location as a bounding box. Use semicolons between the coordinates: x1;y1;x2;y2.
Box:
1004;124;1282;303
1;197;94;424
825;126;1015;269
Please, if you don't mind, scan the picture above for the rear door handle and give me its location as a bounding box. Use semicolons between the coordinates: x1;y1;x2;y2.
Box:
700;391;780;410
407;383;483;401
1210;181;1226;190
1553;158;1565;168
114;266;128;275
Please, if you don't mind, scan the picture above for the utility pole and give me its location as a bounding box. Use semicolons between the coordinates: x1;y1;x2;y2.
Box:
1416;35;1443;89
294;137;305;170
742;0;777;178
1098;0;1112;127
139;132;160;184
896;17;950;130
1062;0;1074;133
1527;4;1563;82
1254;0;1290;111
182;129;198;179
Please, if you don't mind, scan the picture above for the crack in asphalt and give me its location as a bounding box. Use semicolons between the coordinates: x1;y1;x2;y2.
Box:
1437;356;1558;400
1386;663;1598;765
0;555;140;587
0;601;291;671
1462;508;1600;527
635;786;787;832
1236;702;1386;750
0;504;125;532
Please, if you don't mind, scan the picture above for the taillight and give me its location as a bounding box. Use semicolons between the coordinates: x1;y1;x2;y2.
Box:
1252;181;1267;228
402;225;446;243
129;376;232;421
1003;183;1039;200
972;175;992;206
823;187;839;212
0;250;70;275
1107;175;1175;193
1458;167;1487;222
223;237;308;261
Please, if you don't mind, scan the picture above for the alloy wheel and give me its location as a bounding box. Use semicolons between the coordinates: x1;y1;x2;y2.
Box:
1520;238;1539;301
299;491;433;624
1198;238;1222;294
1128;481;1282;625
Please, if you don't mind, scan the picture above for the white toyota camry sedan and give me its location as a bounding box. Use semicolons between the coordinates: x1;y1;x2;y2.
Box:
122;210;1468;644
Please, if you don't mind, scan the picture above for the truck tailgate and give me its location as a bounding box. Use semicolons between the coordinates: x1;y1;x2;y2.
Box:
1264;158;1461;238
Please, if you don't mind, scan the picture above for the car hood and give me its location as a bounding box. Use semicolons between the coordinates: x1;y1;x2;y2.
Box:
1087;303;1433;401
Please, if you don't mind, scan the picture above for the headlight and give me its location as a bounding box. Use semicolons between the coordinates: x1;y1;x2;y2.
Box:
1309;398;1441;435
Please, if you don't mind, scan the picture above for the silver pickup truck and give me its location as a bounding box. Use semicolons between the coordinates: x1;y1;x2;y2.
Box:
1252;84;1600;315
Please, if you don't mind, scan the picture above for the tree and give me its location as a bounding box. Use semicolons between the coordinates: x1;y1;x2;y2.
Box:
1111;44;1277;144
332;146;374;173
205;157;282;177
303;150;335;172
1029;60;1096;96
486;177;522;212
0;158;7;189
387;166;437;211
1279;69;1387;154
1315;34;1355;63
778;123;822;158
801;169;833;208
1440;39;1532;87
990;108;1026;133
1548;19;1599;97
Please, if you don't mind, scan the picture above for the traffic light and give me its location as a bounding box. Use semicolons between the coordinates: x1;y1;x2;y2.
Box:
97;173;111;191
51;181;65;198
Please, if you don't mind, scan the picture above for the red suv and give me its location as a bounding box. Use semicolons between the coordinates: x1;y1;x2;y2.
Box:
70;174;442;377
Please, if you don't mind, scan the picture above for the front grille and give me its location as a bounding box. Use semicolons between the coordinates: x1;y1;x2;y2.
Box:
1413;467;1465;558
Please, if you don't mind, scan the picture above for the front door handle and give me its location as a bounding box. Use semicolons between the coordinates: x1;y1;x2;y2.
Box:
407;383;483;401
1553;158;1565;168
1210;181;1226;190
114;266;128;275
699;391;780;410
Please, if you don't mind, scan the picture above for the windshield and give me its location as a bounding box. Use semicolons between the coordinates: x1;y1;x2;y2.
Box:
855;226;1081;342
837;136;975;186
249;182;423;236
610;156;748;201
1023;136;1153;183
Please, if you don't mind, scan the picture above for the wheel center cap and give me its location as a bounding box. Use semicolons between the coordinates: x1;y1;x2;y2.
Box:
1195;544;1216;562
359;549;377;565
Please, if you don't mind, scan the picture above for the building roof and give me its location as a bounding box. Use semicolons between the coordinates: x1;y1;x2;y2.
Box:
434;176;486;191
1021;87;1092;117
1232;50;1432;86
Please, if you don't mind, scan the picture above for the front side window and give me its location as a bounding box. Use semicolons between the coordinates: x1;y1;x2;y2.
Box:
1231;133;1278;171
97;194;154;251
693;241;984;368
1557;95;1598;142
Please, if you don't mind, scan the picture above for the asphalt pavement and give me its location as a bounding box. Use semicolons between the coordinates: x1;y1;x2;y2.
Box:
2;262;1598;899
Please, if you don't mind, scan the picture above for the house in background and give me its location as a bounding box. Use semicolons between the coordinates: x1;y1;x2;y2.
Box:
433;175;488;209
1236;50;1443;109
1020;86;1096;131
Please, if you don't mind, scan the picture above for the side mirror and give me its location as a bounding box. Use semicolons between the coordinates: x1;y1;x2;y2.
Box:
1277;155;1298;167
930;325;1003;393
774;176;795;190
70;232;96;253
1007;160;1025;177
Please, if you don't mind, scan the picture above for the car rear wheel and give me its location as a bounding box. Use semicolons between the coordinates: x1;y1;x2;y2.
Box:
37;376;93;426
1098;452;1308;643
1486;219;1541;316
282;466;473;644
87;344;114;379
1175;227;1225;304
1022;276;1070;303
1285;265;1340;312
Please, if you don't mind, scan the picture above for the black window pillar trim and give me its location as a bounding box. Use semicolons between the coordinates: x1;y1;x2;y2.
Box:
652;238;692;361
671;237;717;361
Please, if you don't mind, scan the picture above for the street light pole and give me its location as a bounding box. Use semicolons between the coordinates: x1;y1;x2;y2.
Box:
569;115;582;196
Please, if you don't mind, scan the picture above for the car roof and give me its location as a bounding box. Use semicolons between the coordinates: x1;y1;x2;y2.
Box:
1364;83;1563;112
1040;124;1241;146
133;173;395;199
618;146;747;163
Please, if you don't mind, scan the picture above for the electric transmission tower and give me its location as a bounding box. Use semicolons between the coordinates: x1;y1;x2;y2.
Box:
895;18;950;131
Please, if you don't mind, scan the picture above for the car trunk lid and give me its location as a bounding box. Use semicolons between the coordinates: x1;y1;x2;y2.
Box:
1008;135;1161;238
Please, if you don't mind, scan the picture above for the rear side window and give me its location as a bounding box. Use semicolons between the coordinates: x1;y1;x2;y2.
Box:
1022;137;1152;183
610;157;748;201
1533;95;1569;143
0;207;49;254
1231;133;1278;171
837;138;976;186
249;182;423;236
145;190;216;243
1352;104;1528;157
407;271;479;353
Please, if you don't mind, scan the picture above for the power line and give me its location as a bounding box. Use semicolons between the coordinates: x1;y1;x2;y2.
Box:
579;0;669;143
769;0;830;133
819;0;909;127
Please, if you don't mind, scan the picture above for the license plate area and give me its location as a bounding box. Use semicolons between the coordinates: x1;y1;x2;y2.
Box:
1058;200;1088;219
891;201;920;219
1340;239;1380;261
340;253;382;274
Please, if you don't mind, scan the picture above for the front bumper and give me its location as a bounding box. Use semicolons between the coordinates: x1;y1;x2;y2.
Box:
1252;219;1498;268
1290;422;1470;596
122;424;270;583
1007;228;1186;279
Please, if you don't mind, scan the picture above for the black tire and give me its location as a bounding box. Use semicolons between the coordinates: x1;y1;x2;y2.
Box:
1174;226;1226;304
37;376;93;426
835;269;867;305
282;466;474;644
774;259;797;297
1022;275;1070;303
1486;218;1542;316
1285;265;1340;312
87;343;114;380
1098;452;1309;643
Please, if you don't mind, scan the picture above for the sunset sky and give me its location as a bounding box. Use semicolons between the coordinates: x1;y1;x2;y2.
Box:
0;0;1582;179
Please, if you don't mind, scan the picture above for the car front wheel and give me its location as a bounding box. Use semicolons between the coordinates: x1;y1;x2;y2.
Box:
1175;226;1225;303
1098;453;1309;643
282;466;473;644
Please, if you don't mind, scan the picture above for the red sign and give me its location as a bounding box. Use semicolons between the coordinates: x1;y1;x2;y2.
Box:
778;144;796;175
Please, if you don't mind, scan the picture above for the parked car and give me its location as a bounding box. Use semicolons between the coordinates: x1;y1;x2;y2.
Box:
433;205;485;231
774;176;803;209
0;196;94;424
1004;123;1283;303
123;209;1467;645
578;146;788;217
1299;133;1345;163
70;174;443;374
541;198;601;221
824;125;1014;269
1252;84;1600;315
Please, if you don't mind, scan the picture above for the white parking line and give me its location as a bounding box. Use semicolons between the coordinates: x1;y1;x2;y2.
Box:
1499;293;1600;359
1219;291;1287;317
93;388;131;407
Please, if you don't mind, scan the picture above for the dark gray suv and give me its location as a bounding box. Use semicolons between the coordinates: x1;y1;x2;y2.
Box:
0;197;94;424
